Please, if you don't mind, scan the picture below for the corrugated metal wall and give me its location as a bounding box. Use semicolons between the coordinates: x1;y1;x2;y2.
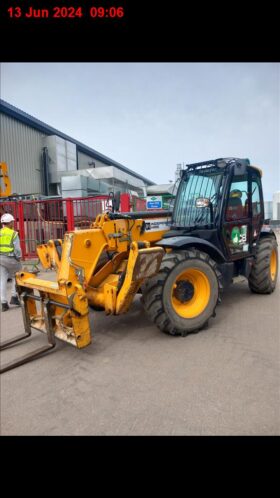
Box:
0;113;45;195
78;151;109;170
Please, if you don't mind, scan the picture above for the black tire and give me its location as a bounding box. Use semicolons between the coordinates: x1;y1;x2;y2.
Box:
248;236;278;294
142;249;223;336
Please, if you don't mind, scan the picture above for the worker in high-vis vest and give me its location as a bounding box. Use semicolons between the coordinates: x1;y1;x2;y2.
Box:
0;213;22;312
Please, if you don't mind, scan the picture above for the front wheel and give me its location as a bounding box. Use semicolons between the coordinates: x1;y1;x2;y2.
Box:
142;249;223;336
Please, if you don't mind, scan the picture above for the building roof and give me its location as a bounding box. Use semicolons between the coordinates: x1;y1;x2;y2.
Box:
0;99;155;186
147;183;176;195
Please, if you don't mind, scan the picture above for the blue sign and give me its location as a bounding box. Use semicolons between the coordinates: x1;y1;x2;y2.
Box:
147;201;162;209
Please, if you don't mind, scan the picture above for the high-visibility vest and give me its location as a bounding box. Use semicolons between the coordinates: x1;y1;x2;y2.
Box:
0;227;17;254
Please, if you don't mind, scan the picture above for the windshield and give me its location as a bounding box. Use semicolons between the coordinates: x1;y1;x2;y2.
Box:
172;168;223;227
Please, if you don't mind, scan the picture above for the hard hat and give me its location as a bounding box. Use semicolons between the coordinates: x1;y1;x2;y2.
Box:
1;213;15;223
229;189;242;198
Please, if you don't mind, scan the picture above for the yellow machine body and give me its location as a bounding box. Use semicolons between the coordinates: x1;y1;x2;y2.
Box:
16;213;168;349
0;162;12;197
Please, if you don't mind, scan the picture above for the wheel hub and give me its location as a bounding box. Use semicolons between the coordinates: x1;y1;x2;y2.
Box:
171;268;211;319
173;280;194;303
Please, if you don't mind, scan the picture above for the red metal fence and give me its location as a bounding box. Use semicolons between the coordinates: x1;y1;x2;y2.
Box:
133;196;147;212
0;193;150;260
120;193;147;212
0;195;110;259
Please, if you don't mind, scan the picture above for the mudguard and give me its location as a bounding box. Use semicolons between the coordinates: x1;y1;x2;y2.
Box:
260;225;277;239
156;236;226;263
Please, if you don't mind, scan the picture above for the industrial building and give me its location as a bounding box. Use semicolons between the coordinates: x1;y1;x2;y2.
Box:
272;191;280;220
264;193;280;222
0;99;154;198
264;201;273;220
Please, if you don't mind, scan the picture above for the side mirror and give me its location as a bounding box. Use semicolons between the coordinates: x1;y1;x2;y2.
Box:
195;197;211;208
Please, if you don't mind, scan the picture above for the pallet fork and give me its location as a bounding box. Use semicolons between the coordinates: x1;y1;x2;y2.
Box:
0;292;56;374
0;212;167;373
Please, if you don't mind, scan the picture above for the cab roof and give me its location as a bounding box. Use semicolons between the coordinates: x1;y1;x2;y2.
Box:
185;158;263;177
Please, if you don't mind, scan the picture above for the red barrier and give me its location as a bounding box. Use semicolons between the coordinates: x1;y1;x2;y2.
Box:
65;198;74;231
0;201;19;229
133;196;147;212
120;193;131;212
0;193;145;259
120;193;147;212
1;196;109;259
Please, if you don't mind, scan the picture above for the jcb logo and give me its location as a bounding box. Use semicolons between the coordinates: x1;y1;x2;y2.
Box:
239;233;247;244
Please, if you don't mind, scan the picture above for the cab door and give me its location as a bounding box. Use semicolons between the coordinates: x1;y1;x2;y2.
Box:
222;172;252;259
250;170;264;248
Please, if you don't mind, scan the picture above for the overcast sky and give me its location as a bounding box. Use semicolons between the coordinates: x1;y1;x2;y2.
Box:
1;63;279;199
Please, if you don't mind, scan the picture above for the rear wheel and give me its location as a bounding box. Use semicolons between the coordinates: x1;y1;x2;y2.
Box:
248;236;278;294
142;249;223;336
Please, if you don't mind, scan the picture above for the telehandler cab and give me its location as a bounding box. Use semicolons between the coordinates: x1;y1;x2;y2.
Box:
0;158;278;373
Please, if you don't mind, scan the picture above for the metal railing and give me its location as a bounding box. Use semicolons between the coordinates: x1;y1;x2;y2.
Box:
0;193;165;260
0;195;110;259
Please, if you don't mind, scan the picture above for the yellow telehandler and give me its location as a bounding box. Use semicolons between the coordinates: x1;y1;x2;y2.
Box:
0;158;278;373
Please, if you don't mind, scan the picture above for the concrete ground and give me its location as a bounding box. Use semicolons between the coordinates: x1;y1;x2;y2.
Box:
1;246;279;435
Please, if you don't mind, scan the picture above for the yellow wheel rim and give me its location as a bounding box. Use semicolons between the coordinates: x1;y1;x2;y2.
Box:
270;249;277;281
171;269;210;319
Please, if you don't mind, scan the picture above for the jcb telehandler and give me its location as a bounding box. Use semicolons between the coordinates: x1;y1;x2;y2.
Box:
0;158;278;373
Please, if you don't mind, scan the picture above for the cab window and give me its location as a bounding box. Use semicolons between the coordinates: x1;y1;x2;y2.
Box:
226;175;248;221
252;178;262;217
